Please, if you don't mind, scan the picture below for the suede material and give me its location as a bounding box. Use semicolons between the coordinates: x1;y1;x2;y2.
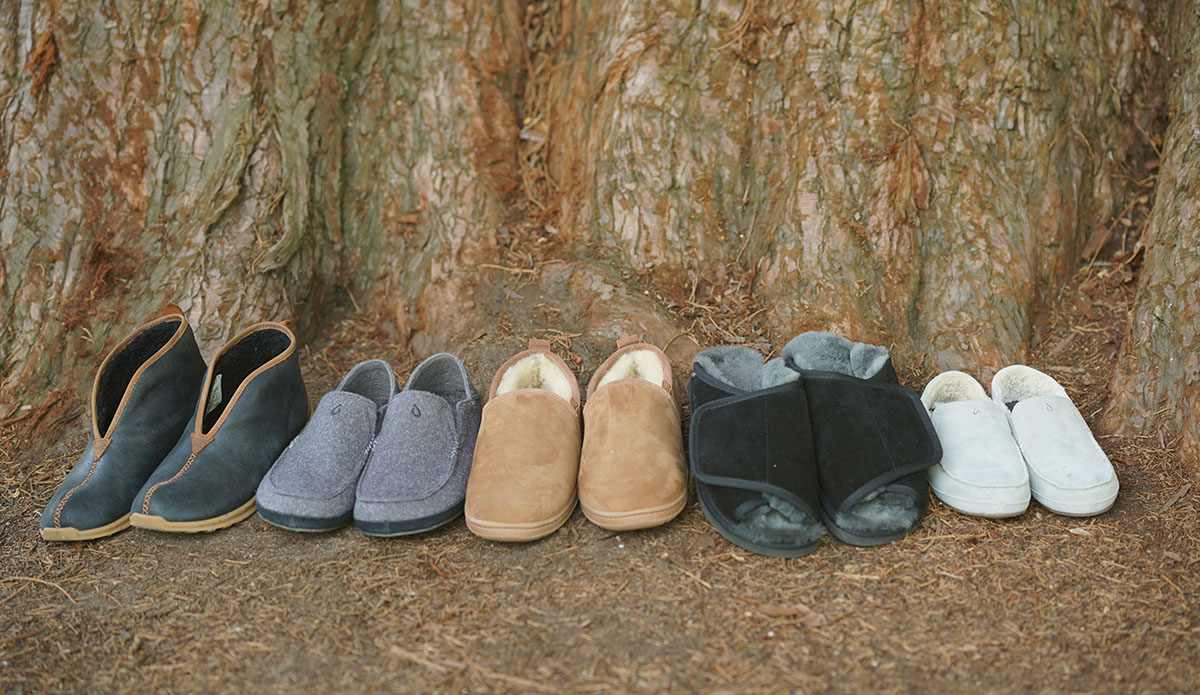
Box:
579;379;686;515
686;355;826;555
798;370;937;519
931;400;1029;487
690;333;936;548
465;390;580;525
41;318;205;532
1010;396;1115;490
134;329;308;522
688;378;819;519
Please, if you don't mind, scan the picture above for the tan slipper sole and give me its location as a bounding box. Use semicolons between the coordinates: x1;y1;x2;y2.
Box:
40;514;131;542
129;497;258;533
580;491;687;531
465;498;576;542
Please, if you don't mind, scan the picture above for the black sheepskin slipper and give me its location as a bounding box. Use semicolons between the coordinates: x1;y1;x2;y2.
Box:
689;347;826;557
781;332;940;546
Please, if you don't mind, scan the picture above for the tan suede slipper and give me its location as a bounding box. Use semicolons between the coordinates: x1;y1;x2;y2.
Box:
465;339;581;542
579;335;687;531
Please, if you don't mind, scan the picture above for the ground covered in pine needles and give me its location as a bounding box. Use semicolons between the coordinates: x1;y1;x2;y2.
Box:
2;253;1197;695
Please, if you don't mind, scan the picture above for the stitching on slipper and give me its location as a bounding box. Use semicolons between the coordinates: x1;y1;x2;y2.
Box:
52;454;101;528
140;451;198;514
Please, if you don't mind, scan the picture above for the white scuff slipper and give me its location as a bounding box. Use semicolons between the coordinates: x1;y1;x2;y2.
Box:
921;371;1030;518
991;365;1119;517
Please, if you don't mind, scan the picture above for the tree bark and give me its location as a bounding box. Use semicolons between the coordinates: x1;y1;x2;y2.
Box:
1104;2;1200;460
544;0;1157;369
0;0;524;413
0;0;1190;458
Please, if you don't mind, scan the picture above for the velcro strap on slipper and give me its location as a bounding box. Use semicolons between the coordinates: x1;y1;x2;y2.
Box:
688;364;743;414
689;383;820;520
800;373;941;514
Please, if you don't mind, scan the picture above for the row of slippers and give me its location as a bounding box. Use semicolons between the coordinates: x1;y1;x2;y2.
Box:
39;311;1117;560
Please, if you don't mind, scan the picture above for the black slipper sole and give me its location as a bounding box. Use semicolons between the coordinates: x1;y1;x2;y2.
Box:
821;510;917;547
257;506;353;533
696;483;822;558
354;501;464;538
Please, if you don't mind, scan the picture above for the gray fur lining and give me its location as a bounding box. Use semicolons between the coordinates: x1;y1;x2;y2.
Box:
693;346;799;391
781;331;889;379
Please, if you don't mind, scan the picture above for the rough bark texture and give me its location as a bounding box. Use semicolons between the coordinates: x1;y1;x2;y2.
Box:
1105;2;1200;459
0;0;523;411
0;0;1191;457
545;0;1155;370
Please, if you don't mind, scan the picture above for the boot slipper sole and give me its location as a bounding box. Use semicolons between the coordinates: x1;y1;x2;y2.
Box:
40;514;131;542
129;497;258;533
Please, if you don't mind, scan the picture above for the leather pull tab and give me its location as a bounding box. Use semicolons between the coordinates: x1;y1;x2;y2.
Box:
616;334;642;349
529;338;552;351
160;302;183;317
190;432;214;455
93;437;111;461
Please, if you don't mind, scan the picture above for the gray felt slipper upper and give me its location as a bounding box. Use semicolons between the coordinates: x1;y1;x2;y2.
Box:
353;353;482;535
256;359;396;530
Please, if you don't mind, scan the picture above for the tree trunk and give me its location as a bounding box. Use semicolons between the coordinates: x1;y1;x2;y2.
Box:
0;0;524;413
0;0;1189;457
544;0;1157;369
1104;2;1200;460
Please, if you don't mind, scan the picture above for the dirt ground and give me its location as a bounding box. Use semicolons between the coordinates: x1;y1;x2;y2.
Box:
2;253;1198;695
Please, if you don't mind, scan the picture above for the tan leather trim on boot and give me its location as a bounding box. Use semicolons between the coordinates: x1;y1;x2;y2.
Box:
51;437;110;527
192;322;298;437
138;433;213;514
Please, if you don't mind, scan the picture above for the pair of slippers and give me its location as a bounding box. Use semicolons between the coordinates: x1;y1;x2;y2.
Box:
921;366;1118;518
41;314;308;541
688;332;941;557
464;336;688;542
256;354;481;536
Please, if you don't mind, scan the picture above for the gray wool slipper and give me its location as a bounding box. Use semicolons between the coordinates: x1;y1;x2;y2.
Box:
257;359;397;532
354;353;482;537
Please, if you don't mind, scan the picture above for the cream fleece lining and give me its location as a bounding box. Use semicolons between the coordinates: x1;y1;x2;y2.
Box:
921;371;988;411
991;365;1070;405
496;353;573;401
597;349;664;388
